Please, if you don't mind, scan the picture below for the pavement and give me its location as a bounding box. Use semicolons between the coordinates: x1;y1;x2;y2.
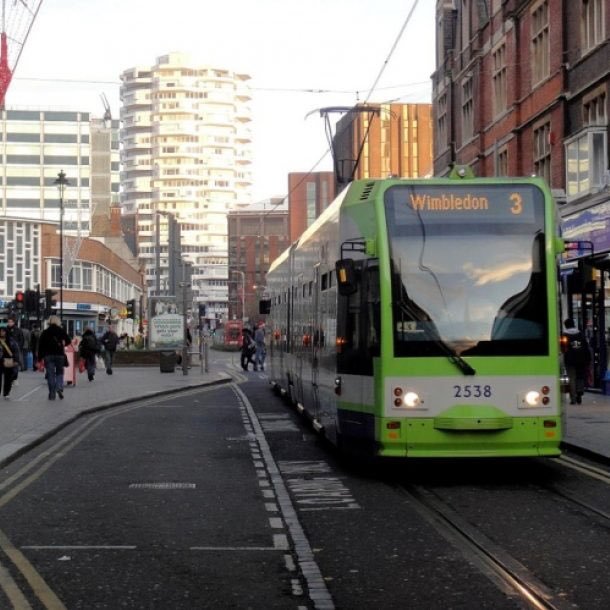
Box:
0;349;238;467
0;352;608;466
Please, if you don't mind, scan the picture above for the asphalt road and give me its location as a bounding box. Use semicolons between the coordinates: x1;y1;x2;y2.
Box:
0;373;609;609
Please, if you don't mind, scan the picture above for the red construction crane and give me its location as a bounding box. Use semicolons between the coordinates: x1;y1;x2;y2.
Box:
0;0;43;109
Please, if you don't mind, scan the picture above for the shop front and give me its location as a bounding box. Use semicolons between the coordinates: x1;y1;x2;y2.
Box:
562;200;610;393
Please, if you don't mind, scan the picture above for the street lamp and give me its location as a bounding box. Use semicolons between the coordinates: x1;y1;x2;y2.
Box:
232;270;245;323
54;170;69;323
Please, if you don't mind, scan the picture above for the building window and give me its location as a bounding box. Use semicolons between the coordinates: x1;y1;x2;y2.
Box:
462;76;474;142
461;0;470;50
496;147;509;176
492;43;507;116
531;1;550;84
533;122;551;184
583;90;607;126
306;182;316;227
565;127;607;200
436;92;447;151
582;0;604;53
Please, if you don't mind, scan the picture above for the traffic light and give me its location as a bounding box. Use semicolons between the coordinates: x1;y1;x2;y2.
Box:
24;289;38;313
45;289;57;311
198;303;206;318
15;291;24;311
126;299;136;319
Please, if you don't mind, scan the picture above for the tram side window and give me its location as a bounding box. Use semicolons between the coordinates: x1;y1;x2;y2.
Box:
365;263;381;358
337;260;377;376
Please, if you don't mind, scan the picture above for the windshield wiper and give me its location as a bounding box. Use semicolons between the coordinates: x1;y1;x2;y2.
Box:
394;280;476;376
432;337;476;376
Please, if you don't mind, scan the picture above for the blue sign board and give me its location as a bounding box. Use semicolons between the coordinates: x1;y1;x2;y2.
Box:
562;200;610;256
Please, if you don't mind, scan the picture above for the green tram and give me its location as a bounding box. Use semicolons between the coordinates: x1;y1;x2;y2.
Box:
263;171;565;458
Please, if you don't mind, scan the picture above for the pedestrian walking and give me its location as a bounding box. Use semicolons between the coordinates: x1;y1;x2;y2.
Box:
6;316;25;379
78;327;100;382
0;327;19;400
562;318;591;405
37;315;71;400
240;328;256;371
101;324;119;375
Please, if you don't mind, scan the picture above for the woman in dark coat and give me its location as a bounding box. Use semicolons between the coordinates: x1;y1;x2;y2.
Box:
0;327;19;400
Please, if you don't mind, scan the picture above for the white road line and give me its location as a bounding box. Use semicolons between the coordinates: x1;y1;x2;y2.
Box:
21;546;137;550
232;384;335;610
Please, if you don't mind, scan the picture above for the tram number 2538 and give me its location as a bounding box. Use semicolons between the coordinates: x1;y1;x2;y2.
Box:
453;385;493;398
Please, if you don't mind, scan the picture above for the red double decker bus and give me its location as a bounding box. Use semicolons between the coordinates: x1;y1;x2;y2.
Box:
223;320;243;347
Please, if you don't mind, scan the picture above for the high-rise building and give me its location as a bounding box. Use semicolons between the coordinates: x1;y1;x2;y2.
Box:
120;53;253;320
0;109;120;231
0;109;141;334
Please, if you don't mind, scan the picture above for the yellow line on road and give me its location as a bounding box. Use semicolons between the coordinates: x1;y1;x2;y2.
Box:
0;528;65;609
0;558;32;609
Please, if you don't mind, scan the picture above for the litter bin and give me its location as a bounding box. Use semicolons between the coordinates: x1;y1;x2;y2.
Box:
159;350;176;373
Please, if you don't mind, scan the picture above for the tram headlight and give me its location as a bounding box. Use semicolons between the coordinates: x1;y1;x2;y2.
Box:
403;391;421;408
525;390;541;406
391;385;424;409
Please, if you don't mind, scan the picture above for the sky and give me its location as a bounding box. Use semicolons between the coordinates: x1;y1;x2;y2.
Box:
7;0;436;202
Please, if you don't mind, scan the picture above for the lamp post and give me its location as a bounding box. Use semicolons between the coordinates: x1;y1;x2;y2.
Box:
232;270;245;323
54;170;69;323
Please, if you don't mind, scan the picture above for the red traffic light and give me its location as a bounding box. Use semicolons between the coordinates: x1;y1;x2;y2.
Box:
15;290;24;302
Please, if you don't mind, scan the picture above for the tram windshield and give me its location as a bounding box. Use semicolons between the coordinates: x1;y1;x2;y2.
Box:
385;183;549;357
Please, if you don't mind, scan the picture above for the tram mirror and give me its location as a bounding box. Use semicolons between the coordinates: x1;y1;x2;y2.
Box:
259;299;271;314
336;259;358;296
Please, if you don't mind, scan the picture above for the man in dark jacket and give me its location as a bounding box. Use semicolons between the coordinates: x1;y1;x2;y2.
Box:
101;324;120;375
78;327;100;382
563;318;591;404
37;316;71;400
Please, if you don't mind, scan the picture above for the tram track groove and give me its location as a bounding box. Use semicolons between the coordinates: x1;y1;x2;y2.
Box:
398;484;575;610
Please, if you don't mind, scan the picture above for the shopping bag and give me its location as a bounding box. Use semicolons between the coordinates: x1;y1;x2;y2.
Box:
78;358;86;374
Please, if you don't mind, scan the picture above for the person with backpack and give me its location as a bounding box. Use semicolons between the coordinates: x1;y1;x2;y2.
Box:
562;318;591;405
78;327;100;382
101;324;120;375
37;316;71;400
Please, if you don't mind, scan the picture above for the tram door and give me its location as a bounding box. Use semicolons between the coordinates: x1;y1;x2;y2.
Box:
567;260;607;390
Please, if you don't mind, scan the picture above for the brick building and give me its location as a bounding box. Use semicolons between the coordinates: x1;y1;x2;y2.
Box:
287;172;335;243
227;199;289;324
432;0;610;390
333;103;433;186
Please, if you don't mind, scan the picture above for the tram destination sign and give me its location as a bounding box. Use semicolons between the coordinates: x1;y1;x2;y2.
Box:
387;184;543;226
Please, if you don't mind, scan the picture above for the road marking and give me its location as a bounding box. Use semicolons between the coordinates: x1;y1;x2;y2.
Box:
128;482;196;490
21;546;136;550
0;559;32;608
232;384;335;609
190;545;279;551
286;477;360;510
0;528;66;609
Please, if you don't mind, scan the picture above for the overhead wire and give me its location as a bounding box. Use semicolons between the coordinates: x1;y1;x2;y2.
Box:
256;0;425;218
